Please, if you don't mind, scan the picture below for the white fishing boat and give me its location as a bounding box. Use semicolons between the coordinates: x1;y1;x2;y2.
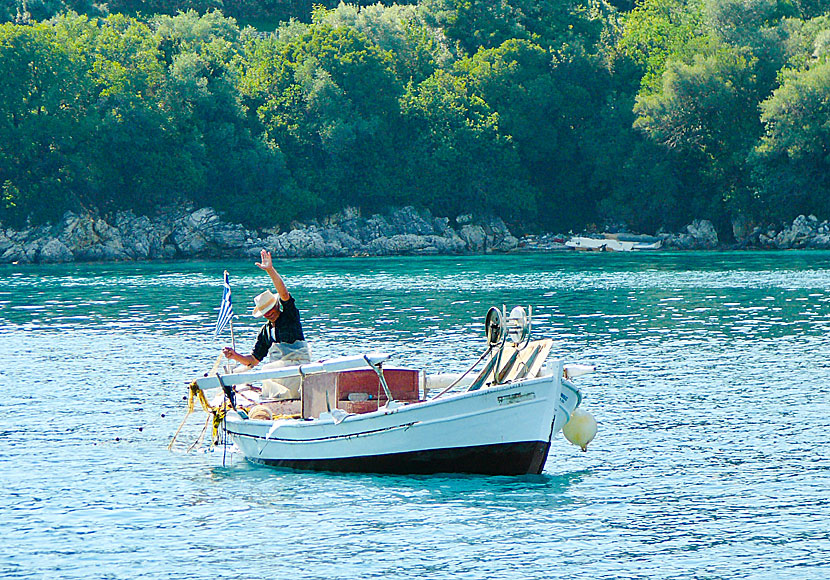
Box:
188;306;597;475
566;235;662;251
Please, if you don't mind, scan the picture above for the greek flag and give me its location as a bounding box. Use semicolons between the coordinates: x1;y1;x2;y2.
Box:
214;271;233;338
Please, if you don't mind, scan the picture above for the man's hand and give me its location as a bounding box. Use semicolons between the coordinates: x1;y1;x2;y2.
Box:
256;249;274;272
223;347;259;368
257;248;290;300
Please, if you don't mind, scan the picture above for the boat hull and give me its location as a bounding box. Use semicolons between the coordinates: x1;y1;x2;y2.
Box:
224;368;581;476
248;440;551;475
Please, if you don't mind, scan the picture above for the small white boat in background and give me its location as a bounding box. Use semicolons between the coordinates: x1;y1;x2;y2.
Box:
187;306;596;475
566;234;662;252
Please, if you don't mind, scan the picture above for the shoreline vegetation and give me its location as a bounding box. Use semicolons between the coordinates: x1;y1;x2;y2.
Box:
2;3;830;243
2;206;829;264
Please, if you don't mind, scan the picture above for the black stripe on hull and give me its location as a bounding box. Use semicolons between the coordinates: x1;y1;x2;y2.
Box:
246;440;552;476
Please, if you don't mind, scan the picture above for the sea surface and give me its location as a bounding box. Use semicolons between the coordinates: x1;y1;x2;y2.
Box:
1;251;829;579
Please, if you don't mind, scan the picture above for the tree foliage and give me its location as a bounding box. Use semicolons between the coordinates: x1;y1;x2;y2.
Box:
0;21;92;225
754;55;830;217
2;0;830;234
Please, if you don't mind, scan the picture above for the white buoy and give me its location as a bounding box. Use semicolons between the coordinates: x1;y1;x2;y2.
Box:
563;408;597;452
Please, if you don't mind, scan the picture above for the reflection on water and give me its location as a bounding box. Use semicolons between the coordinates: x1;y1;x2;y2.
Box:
1;252;830;579
207;462;586;511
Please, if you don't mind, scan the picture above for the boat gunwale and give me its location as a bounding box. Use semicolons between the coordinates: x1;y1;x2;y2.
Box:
226;369;575;430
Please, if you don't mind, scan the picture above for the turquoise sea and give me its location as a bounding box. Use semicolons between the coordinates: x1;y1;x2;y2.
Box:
1;252;829;579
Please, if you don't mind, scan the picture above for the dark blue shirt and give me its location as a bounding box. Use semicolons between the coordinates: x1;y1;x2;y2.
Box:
251;296;305;362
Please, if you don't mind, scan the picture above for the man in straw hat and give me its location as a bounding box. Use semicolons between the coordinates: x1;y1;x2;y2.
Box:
222;249;311;399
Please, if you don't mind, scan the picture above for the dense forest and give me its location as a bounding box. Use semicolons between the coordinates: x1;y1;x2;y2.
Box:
2;0;830;238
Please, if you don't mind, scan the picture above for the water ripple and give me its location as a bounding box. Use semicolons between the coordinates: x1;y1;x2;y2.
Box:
1;252;830;578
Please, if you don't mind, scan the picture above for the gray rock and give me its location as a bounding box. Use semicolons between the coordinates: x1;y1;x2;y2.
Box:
775;214;818;249
366;234;421;255
364;215;394;243
387;206;436;236
212;226;249;250
429;234;466;254
0;204;527;262
808;233;830;249
662;232;696;250
459;224;487;252
485;217;519;252
61;212;130;261
190;207;219;226
362;232;466;256
340;215;380;244
22;241;40;262
39;239;74;263
317;227;361;256
275;228;329;257
114;211;171;259
0;229;13;254
686;219;718;249
432;216;452;236
742;226;764;247
1;244;27;263
166;207;253;257
731;214;754;243
170;220;208;255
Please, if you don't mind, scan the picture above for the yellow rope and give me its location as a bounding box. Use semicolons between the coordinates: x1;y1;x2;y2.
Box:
168;382;204;450
211;405;228;445
168;351;227;451
186;414;211;453
207;352;224;377
168;353;302;451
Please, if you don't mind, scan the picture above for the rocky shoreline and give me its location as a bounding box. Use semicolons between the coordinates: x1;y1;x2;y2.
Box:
0;206;521;264
1;207;828;265
658;215;830;250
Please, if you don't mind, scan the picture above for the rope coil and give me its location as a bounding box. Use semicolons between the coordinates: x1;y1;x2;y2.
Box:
168;352;231;451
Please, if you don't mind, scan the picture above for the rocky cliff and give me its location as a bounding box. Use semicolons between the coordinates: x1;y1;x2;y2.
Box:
734;214;830;250
0;206;519;264
3;208;828;264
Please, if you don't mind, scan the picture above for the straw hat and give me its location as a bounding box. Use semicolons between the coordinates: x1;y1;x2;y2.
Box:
252;290;278;318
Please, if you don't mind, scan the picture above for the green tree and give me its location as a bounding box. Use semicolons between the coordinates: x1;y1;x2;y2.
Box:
422;0;610;57
704;0;795;100
788;0;830;19
103;0;223;19
313;2;454;83
163;34;300;225
4;0;98;23
634;50;761;227
619;0;708;92
754;55;830;219
53;13;197;213
397;69;534;220
0;22;92;226
153;8;241;66
241;24;403;212
458;39;619;229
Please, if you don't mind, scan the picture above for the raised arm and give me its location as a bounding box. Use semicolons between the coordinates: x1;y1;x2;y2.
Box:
256;249;290;301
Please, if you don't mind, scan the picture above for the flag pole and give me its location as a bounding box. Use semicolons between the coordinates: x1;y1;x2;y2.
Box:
225;269;236;352
216;269;237;375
